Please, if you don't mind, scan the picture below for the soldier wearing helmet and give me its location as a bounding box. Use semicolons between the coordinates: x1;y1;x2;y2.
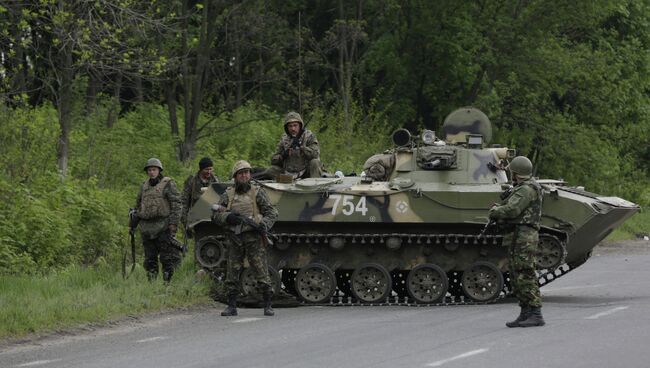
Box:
130;158;182;282
264;111;323;180
489;155;545;327
212;160;279;316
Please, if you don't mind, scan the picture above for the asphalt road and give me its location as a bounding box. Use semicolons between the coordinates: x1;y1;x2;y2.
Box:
2;241;649;368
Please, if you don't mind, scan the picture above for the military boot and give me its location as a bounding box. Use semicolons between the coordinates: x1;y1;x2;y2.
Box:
518;307;545;327
263;291;274;316
506;306;531;328
221;294;238;316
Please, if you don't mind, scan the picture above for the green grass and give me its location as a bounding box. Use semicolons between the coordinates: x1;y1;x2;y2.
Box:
0;257;213;339
606;208;649;242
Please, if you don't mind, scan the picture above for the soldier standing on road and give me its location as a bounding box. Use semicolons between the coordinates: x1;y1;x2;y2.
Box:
213;160;279;316
181;157;220;230
130;158;182;282
264;112;323;180
489;156;545;328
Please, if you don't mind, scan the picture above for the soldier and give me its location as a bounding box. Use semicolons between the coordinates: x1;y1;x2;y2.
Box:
130;158;182;282
489;156;545;327
213;160;279;316
264;111;323;180
181;156;220;230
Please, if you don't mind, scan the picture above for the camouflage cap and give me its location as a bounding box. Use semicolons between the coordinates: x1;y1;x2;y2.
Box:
508;156;533;178
144;157;163;171
231;160;252;178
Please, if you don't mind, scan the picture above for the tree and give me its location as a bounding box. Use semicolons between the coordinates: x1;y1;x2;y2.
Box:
0;0;170;177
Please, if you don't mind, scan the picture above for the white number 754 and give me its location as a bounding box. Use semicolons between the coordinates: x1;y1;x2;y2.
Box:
330;194;368;216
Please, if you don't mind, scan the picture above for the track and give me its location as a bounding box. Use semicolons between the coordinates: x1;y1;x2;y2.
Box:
203;232;573;307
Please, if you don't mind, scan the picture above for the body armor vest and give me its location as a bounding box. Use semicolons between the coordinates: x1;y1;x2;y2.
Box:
226;186;261;224
138;177;171;219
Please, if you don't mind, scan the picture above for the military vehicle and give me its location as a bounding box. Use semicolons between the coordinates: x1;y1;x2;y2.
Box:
187;107;640;305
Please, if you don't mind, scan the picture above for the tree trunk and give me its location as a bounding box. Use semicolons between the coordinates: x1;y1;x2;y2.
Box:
106;71;122;127
85;70;101;114
166;79;180;137
56;42;74;178
178;0;212;162
134;75;144;103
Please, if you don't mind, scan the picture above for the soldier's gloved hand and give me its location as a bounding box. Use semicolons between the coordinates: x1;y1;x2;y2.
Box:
226;212;241;225
168;224;178;234
258;222;268;232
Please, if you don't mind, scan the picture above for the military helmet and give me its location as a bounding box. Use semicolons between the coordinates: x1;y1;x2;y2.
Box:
144;157;163;171
231;160;252;178
284;111;303;134
508;156;533;178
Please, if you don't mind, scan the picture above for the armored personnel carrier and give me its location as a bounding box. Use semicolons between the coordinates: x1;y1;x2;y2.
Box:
188;107;639;305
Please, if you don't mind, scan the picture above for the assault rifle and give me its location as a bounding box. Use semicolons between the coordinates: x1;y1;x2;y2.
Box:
212;204;279;246
500;185;514;200
478;220;496;239
124;208;138;279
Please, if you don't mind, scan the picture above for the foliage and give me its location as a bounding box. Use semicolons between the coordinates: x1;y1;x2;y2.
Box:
0;1;648;278
0;257;212;338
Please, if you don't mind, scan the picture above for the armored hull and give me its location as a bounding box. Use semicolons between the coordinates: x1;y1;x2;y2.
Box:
188;109;639;304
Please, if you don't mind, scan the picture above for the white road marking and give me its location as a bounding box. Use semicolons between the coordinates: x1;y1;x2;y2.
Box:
233;317;263;323
585;306;629;320
426;348;489;367
135;336;169;343
16;359;62;367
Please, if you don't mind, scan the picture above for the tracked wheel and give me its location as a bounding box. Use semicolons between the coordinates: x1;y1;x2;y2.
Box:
195;236;226;269
240;266;281;296
351;263;392;303
295;264;337;303
407;263;448;303
536;234;566;270
461;261;504;302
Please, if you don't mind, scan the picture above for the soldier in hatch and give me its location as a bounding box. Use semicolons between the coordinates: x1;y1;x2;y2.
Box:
264;112;323;180
489;156;545;328
129;158;182;282
213;160;279;316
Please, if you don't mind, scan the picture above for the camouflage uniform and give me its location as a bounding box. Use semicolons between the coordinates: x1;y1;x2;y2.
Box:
135;176;182;281
266;112;323;179
489;178;543;308
181;172;219;227
212;185;278;296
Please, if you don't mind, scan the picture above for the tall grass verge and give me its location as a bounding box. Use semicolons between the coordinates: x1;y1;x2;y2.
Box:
0;257;213;339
